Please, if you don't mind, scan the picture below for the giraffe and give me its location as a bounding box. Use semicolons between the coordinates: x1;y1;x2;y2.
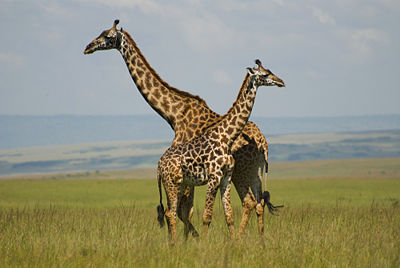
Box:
157;62;285;241
84;20;283;237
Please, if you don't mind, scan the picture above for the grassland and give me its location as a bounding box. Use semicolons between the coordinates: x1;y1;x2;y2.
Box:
1;158;400;267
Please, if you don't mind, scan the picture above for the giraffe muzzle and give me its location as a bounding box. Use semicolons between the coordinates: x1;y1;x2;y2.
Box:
271;75;285;87
83;43;95;54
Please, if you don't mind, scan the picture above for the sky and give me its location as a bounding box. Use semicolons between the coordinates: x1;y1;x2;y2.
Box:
0;0;399;118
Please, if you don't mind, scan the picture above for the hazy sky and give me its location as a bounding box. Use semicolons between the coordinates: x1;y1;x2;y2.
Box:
1;0;399;117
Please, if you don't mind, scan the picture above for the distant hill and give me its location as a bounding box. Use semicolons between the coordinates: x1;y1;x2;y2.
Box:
254;114;400;135
268;130;400;162
1;130;400;176
1;114;400;149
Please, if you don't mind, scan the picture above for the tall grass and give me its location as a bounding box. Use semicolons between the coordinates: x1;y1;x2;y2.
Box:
1;158;400;267
1;203;399;267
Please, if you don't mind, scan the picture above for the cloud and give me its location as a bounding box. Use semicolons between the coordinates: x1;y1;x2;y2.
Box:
213;69;233;86
340;28;390;62
75;0;288;54
376;0;400;10
351;28;389;44
214;0;284;11
0;52;25;68
42;31;64;45
38;2;75;19
178;13;236;52
310;6;335;25
165;5;237;52
305;69;320;79
350;28;389;53
76;0;236;52
78;0;162;13
272;0;284;6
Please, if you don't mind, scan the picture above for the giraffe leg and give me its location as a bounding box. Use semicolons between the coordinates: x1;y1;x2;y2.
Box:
185;187;199;237
178;186;199;239
164;183;179;243
255;202;265;234
187;201;198;237
202;182;218;239
220;174;235;238
231;156;261;236
255;164;266;235
238;161;265;236
177;188;188;238
238;190;257;237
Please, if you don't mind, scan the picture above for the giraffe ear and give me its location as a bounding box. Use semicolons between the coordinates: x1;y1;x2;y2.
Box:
247;67;255;75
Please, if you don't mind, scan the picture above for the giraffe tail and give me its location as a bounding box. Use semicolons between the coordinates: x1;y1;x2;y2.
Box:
260;137;284;215
262;190;284;215
261;138;269;196
157;172;165;228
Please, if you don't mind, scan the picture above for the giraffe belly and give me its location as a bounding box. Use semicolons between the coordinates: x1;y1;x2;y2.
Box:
182;164;208;186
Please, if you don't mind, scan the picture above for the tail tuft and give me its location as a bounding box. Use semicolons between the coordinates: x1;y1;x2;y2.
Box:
157;203;165;227
262;191;284;215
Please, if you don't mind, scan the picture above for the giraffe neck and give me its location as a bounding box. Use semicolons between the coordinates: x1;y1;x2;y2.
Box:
118;30;207;130
210;73;258;149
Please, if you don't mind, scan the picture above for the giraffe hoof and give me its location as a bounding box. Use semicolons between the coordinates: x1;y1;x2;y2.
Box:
192;230;199;237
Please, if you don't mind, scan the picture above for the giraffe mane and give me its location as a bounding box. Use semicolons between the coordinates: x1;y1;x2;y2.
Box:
121;30;209;106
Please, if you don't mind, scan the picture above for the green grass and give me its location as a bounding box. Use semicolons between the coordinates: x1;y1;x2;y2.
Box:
1;158;400;267
0;178;157;209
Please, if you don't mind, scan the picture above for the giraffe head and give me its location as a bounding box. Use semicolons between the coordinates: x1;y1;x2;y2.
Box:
246;59;285;92
84;20;122;54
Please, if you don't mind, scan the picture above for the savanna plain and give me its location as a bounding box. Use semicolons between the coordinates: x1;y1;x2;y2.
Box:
1;158;399;267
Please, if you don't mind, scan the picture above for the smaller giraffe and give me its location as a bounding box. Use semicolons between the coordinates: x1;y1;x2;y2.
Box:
157;60;285;241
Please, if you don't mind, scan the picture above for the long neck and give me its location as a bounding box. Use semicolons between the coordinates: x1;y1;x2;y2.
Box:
118;31;207;130
211;73;257;149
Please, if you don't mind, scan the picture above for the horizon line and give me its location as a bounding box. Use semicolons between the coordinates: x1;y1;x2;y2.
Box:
1;113;400;119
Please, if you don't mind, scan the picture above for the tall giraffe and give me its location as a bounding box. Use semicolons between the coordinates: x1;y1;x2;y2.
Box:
84;20;282;236
157;63;285;241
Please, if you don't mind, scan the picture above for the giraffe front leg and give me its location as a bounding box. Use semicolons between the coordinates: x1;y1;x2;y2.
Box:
202;182;218;239
220;174;235;238
164;183;179;243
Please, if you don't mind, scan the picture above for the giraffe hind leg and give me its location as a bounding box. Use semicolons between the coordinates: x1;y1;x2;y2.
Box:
233;170;260;236
255;202;264;234
177;186;199;239
238;189;257;237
